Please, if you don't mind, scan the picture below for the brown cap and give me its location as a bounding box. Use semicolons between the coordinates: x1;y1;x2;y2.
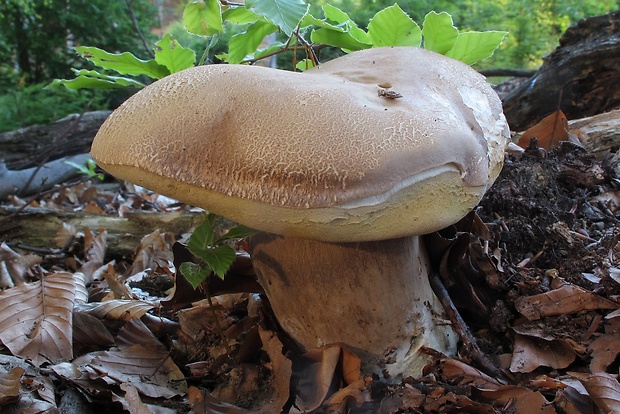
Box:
91;47;509;242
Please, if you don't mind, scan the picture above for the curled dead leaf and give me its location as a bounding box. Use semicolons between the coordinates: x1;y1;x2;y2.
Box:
514;283;618;321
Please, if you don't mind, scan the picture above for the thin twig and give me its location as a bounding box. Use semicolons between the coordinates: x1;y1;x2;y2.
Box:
428;270;509;382
125;0;155;59
203;281;232;356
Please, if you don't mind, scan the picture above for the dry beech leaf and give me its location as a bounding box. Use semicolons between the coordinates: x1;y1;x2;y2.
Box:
72;312;115;350
127;229;175;277
509;334;576;373
423;392;495;413
74;299;154;321
580;373;620;414
120;382;153;414
514;284;618;321
475;386;556;413
324;376;372;414
0;272;75;365
435;358;502;390
258;327;292;413
187;386;250;414
115;319;167;352
0;367;24;405
517;109;570;149
588;333;620;373
377;384;425;413
295;344;342;412
88;343;186;399
55;222;77;249
0;242;42;287
83;227;107;264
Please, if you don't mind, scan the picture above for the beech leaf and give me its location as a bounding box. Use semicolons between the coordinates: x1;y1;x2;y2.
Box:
517;109;570;149
0;272;75;365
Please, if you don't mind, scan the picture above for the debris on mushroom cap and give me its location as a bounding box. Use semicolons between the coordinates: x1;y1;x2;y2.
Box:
91;47;510;242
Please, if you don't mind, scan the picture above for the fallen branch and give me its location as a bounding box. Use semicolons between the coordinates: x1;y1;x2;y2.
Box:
0;206;204;259
0;154;92;200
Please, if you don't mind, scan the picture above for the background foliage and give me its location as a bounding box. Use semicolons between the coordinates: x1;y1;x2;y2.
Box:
0;0;617;133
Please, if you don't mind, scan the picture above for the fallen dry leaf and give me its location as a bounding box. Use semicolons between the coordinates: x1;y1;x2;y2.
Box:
475;385;557;413
0;243;41;288
187;386;249;414
120;382;154;414
434;357;503;390
514;283;618;321
258;327;293;413
0;272;75;365
294;344;342;412
588;331;620;373
517;109;570;149
74;298;154;321
323;376;372;414
580;373;620;414
509;334;576;373
0;367;24;406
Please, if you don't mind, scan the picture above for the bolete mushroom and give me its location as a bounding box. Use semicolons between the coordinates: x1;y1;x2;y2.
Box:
91;47;509;381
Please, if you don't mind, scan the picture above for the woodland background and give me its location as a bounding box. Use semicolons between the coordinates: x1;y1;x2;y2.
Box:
1;0;618;133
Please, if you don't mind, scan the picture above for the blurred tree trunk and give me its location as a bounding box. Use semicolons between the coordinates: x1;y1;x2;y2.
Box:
502;11;620;131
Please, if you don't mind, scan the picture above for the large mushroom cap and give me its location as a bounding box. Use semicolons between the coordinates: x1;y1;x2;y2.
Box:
92;46;509;242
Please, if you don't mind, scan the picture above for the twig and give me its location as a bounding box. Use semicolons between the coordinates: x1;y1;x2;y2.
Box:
428;270;509;382
203;282;232;356
9;235;76;256
125;0;155;59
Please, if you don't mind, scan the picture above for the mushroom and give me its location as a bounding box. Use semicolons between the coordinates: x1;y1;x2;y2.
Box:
91;46;509;381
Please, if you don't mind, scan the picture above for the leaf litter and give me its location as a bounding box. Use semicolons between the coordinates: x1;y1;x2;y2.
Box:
0;134;619;412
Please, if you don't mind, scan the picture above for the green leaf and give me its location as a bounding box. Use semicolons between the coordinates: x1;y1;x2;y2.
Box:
48;70;145;90
218;225;257;243
310;28;371;51
223;6;260;24
367;4;421;47
422;11;458;54
75;46;169;79
200;244;236;279
228;19;278;64
301;13;345;30
321;4;369;44
254;41;286;60
445;31;508;65
245;0;309;37
295;58;315;71
183;0;223;36
154;34;196;73
180;262;211;289
186;216;216;258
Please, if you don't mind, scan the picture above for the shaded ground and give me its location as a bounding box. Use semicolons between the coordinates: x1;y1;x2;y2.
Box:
0;141;619;413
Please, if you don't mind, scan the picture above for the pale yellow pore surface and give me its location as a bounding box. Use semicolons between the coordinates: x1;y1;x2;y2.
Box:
91;47;509;242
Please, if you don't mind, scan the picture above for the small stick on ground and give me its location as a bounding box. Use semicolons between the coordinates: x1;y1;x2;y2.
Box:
429;270;509;382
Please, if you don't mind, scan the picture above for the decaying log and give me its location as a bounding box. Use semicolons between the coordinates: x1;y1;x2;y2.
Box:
0;110;110;170
0;154;91;200
570;109;620;153
0;207;204;259
502;11;620;131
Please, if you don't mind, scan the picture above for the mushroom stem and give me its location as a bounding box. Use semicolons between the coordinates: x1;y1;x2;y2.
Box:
249;234;457;381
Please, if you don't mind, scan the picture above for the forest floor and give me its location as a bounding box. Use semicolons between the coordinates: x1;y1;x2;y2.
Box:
0;138;619;413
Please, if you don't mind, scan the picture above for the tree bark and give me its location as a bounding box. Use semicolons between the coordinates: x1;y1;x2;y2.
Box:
0;206;204;259
0;111;110;170
502;11;620;131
